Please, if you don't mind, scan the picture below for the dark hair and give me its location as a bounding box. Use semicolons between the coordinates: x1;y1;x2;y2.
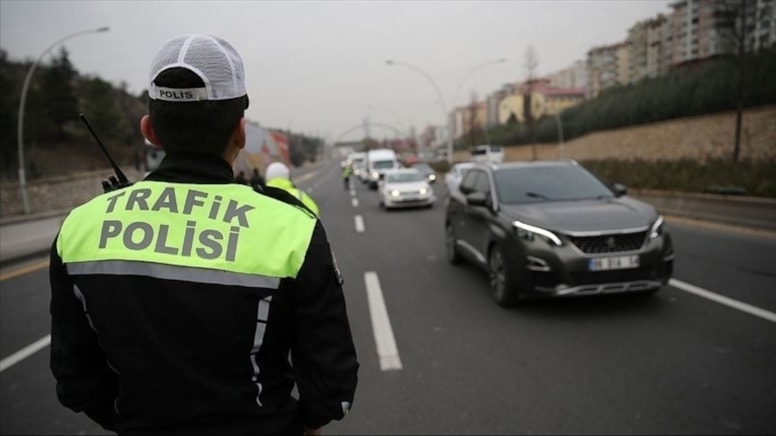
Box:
148;67;248;155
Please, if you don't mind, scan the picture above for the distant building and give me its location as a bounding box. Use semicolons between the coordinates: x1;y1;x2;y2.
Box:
585;0;774;92
628;15;672;84
451;102;487;140
665;0;774;64
586;42;629;98
749;0;776;52
498;79;585;123
548;60;588;90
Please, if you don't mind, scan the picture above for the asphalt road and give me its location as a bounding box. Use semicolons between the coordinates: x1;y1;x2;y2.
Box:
1;160;775;435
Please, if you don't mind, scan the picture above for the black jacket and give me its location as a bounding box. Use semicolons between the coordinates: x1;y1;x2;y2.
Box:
50;153;358;435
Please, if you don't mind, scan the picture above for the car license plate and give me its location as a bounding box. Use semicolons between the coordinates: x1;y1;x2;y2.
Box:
588;255;639;271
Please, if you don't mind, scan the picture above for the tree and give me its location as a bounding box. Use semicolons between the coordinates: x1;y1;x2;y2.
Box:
78;76;130;140
466;91;482;148
0;49;19;176
41;47;78;139
717;0;772;161
524;45;539;160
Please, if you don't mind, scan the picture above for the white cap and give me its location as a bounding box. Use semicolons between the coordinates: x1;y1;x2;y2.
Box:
265;162;290;181
148;34;246;102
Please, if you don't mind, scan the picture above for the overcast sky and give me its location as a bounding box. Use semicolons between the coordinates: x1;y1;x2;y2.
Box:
1;0;671;142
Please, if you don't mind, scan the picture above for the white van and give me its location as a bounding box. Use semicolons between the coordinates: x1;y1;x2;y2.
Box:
365;148;399;189
470;144;504;164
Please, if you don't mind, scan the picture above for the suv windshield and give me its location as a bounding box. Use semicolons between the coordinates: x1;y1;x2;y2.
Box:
387;172;424;183
494;166;615;204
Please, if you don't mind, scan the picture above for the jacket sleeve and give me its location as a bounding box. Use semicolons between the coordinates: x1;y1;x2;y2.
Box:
49;236;118;432
290;220;359;429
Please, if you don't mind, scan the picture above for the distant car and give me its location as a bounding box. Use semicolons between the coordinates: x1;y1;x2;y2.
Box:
444;160;673;306
444;162;475;195
411;162;437;184
353;162;367;181
470;144;504;164
378;168;436;210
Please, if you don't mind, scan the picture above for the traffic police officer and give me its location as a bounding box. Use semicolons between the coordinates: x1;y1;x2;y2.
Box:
264;162;320;217
49;34;358;435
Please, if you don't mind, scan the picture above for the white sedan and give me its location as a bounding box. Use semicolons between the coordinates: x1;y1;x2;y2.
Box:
444;162;475;195
378;169;436;210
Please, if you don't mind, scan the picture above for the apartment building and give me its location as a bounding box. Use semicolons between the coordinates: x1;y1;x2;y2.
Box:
628;15;670;83
451;102;487;139
746;0;776;52
548;60;588;90
600;0;774;90
671;0;732;65
486;88;509;127
586;42;629;98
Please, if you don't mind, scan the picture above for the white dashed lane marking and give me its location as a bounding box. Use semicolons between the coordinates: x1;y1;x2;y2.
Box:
0;335;51;373
354;215;365;233
670;279;776;324
364;272;402;371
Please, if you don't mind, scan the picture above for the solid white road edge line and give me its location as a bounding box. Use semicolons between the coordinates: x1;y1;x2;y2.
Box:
0;334;51;373
354;215;365;233
670;279;776;324
352;198;359;208
364;272;403;371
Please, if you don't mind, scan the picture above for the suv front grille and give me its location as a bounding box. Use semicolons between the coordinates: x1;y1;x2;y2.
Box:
568;231;647;254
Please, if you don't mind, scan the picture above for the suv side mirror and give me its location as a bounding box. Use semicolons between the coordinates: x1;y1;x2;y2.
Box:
613;183;628;196
466;191;489;207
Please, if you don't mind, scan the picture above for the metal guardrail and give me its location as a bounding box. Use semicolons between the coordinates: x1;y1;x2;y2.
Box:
632;189;776;232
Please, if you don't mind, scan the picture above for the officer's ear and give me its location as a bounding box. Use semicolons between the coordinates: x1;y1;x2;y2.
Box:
233;118;246;151
140;115;162;149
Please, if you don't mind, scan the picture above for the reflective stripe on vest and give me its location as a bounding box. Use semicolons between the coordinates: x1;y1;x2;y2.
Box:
57;181;316;283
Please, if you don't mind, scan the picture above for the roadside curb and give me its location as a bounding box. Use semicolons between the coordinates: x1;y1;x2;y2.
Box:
0;208;71;227
0;247;52;269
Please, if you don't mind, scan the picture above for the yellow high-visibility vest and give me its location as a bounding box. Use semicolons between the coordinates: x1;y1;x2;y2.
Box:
57;181;316;287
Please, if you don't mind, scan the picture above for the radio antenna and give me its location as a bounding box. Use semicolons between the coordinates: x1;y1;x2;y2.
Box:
78;113;129;186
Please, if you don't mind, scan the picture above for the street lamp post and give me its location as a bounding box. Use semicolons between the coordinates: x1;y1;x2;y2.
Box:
386;58;506;164
451;58;506;149
385;59;453;164
16;26;109;214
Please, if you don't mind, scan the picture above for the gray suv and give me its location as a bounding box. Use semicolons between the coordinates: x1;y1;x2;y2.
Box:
444;160;673;306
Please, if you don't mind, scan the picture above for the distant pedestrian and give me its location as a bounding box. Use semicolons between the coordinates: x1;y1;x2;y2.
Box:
250;167;265;189
235;170;248;184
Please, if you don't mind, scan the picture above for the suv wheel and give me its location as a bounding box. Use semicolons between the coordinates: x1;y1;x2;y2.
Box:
445;223;463;265
488;243;521;307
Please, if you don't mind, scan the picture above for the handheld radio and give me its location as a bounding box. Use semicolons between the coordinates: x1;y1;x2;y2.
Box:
78;113;133;192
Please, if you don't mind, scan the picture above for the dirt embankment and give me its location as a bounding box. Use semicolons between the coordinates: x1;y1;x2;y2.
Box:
454;106;776;162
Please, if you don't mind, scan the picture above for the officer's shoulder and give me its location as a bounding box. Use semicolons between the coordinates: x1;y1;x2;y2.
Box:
256;185;317;219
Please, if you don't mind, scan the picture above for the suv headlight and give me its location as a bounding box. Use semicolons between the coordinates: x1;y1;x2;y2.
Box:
649;215;664;239
371;171;379;179
513;220;562;246
419;188;428;195
390;190;400;197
